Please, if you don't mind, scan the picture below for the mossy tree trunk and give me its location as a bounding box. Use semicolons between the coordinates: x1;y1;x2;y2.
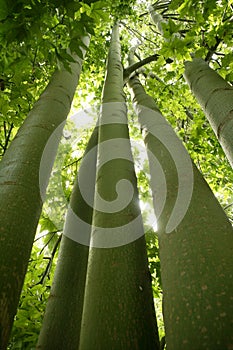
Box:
184;58;233;168
129;69;233;350
0;37;89;349
78;24;160;350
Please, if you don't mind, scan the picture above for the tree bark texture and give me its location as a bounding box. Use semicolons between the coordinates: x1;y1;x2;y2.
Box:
129;71;233;350
0;36;89;349
184;58;233;168
36;126;97;349
78;24;160;350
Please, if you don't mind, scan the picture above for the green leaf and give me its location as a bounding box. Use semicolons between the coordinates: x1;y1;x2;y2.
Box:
60;49;77;63
40;216;58;232
69;39;84;58
66;1;82;19
0;0;8;20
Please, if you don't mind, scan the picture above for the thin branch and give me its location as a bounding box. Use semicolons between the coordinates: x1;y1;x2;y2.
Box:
3;121;7;138
135;52;141;61
152;2;171;11
39;232;57;254
163;13;179;17
1;122;14;155
120;21;159;47
34;235;62;285
34;230;60;242
163;15;195;23
139;11;149;18
62;156;82;170
146;23;162;36
224;202;233;210
205;36;222;62
46;14;66;34
214;52;225;56
124;54;159;81
4;123;13;152
184;108;194;120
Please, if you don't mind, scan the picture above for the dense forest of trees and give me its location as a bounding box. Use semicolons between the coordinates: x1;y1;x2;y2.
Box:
0;0;232;349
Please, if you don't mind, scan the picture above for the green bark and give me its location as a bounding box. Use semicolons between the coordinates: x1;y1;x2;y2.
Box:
149;5;182;40
0;37;89;349
129;72;233;350
149;5;167;36
184;58;233;168
78;24;160;350
36;126;98;349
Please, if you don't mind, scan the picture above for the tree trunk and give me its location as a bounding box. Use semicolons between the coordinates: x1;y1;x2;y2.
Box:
149;5;182;40
36;125;98;349
0;37;89;349
78;24;160;350
184;58;233;168
149;5;167;36
129;71;233;350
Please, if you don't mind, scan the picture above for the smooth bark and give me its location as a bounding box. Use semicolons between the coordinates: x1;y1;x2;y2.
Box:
184;58;233;168
148;5;167;35
149;5;182;39
129;70;233;350
0;37;89;349
36;125;98;349
78;24;160;350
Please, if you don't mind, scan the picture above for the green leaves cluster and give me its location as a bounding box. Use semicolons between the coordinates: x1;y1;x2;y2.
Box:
8;246;56;350
0;0;117;158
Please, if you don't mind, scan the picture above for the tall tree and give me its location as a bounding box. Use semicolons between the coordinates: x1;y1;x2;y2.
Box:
128;57;233;349
0;36;89;349
36;126;98;349
78;23;160;350
184;58;233;168
149;1;233;168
